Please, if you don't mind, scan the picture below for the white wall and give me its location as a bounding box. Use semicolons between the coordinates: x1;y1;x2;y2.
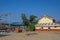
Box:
50;27;60;29
35;27;41;29
38;17;53;24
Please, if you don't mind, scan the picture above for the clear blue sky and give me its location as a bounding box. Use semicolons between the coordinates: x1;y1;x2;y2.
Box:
0;0;60;23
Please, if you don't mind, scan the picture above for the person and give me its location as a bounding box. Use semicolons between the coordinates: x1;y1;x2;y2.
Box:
6;28;11;33
18;27;22;32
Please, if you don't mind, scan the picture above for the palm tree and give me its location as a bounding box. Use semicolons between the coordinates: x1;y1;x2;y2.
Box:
21;13;38;31
29;15;37;24
21;13;29;30
29;15;37;31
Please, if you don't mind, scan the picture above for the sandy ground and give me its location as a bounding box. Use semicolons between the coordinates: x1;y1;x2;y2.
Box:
0;32;60;40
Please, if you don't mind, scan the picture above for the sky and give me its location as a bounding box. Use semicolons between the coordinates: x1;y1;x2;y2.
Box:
0;0;60;23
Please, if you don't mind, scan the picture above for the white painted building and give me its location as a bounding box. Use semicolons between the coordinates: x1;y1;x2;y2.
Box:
35;15;60;31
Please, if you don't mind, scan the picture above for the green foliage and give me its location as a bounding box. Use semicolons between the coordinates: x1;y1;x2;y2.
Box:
29;15;37;23
29;24;35;31
26;26;30;31
26;24;35;31
21;13;29;27
21;13;37;31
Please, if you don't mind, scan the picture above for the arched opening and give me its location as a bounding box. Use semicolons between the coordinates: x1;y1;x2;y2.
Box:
48;27;50;30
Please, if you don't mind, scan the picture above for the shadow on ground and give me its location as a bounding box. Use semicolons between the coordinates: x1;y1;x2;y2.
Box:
0;34;10;37
26;32;38;36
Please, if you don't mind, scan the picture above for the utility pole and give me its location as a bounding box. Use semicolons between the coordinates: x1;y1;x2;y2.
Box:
18;17;20;27
5;13;11;28
0;14;3;21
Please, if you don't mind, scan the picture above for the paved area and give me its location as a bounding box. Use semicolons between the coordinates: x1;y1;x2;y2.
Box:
0;32;60;40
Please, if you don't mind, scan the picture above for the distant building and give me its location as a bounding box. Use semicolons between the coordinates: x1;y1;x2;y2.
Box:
35;14;60;32
0;24;6;30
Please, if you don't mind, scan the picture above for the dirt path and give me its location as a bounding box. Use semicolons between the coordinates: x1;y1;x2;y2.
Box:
0;32;60;40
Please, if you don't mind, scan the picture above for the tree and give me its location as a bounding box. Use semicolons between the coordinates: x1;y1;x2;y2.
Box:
29;15;37;31
29;15;37;23
21;13;37;31
21;13;29;29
